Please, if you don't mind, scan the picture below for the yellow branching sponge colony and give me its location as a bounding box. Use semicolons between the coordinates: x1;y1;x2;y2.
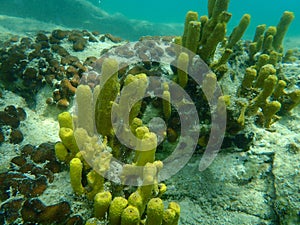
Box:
175;0;299;132
55;56;181;225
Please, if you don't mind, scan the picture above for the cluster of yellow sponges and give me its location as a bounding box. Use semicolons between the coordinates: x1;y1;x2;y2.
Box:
179;0;250;69
55;57;181;225
234;10;298;128
239;61;300;128
174;0;298;131
57;113;180;224
56;109;180;225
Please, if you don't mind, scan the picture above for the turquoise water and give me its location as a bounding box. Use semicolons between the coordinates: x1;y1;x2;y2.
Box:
97;0;300;38
0;0;298;40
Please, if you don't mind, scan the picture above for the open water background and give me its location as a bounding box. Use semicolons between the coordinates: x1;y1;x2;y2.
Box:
92;0;300;39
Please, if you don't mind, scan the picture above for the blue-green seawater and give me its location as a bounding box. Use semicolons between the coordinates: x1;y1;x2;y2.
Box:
94;0;300;38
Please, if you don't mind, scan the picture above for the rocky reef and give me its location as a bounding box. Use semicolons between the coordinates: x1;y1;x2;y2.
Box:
0;0;299;224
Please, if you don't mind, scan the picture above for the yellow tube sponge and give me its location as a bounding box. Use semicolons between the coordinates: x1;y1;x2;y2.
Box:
253;24;266;42
54;142;69;162
138;163;157;204
207;0;216;18
130;117;143;134
158;183;167;197
185;21;201;54
211;0;230;22
121;206;140;225
58;111;73;129
94;191;112;219
167;202;180;225
255;54;270;71
173;36;182;56
273;11;295;51
247;75;278;116
162;88;171;120
182;11;198;48
139;175;155;203
134;126;149;163
283;49;296;63
135;131;157;167
264;26;277;37
248;42;258;60
241;67;257;90
199;22;226;63
213;48;233;69
128;191;144;215
109;197;128;225
76;84;94;136
59;127;79;155
227;14;251;49
262;26;277;52
260;75;278;101
86;170;104;200
263;101;281;128
202;72;217;101
95;58;120;137
268;51;281;66
145;198;164;225
255;64;276;88
121;73;148;124
177;52;189;88
70;158;85;195
283;90;300;112
162;209;176;225
273;80;287;100
237;103;247;128
262;35;274;53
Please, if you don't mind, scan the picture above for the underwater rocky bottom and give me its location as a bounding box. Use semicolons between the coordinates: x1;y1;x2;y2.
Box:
0;28;298;225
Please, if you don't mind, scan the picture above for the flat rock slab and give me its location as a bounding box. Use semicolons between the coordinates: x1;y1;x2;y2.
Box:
165;116;300;224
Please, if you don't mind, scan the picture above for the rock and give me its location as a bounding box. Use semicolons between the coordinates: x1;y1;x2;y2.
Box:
23;67;38;80
11;156;27;167
83;56;97;67
0;129;4;144
16;107;26;121
51;44;69;57
65;215;84;225
21;144;35;156
51;29;68;40
9;129;24;144
73;39;86;51
0;111;20;128
31;142;56;163
0;198;24;224
21;198;71;224
105;33;122;43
